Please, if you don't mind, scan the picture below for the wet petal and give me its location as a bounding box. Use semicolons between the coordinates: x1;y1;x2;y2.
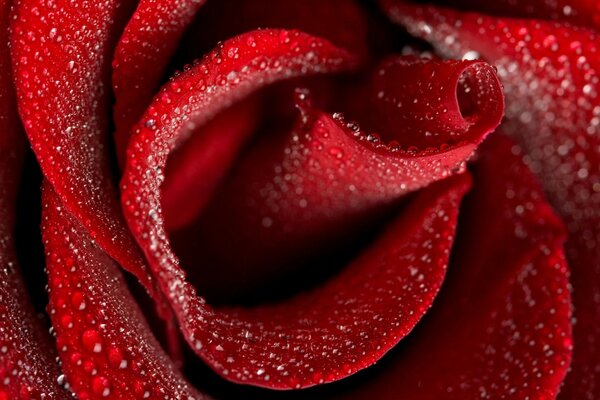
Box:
112;0;207;165
121;29;477;389
178;55;503;300
41;185;208;400
161;97;262;231
121;27;358;300
9;0;163;304
334;134;572;400
0;1;66;396
383;3;600;396
434;0;600;30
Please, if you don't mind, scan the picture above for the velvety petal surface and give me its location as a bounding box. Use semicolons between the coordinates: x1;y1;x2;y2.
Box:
0;177;67;399
170;55;503;301
112;0;207;165
41;185;207;400
121;29;483;389
0;1;67;397
384;3;600;396
9;0;163;304
332;134;572;400
435;0;600;30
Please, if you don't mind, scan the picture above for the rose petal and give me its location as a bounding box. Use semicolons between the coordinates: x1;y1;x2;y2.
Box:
121;27;358;295
332;134;572;399
383;3;600;396
0;2;66;396
138;169;471;390
162;97;262;231
121;29;475;389
41;185;208;400
433;0;600;30
341;55;504;148
174;55;503;301
0;196;67;399
159;0;371;230
9;0;167;311
112;0;207;166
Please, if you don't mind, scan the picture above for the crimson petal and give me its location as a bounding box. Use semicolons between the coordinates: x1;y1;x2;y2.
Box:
135;169;471;390
122;29;359;251
112;0;207;165
121;30;475;389
175;0;369;66
383;3;600;397
0;183;67;399
122;30;482;389
0;1;66;396
179;55;503;300
41;185;207;400
9;0;163;304
162;97;262;231
434;0;600;30
335;134;572;400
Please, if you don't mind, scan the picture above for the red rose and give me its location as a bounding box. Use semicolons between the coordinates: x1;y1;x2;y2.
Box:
0;0;597;399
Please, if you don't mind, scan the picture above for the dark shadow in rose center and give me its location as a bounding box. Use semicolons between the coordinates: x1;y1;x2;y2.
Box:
162;75;412;307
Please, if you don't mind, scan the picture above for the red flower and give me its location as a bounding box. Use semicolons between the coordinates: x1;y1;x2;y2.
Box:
0;0;596;399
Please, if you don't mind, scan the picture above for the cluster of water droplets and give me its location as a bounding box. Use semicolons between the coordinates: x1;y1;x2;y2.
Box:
385;2;596;397
42;198;205;399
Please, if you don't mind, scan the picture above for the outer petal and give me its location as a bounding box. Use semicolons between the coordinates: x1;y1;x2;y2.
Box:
0;1;67;397
41;185;207;400
174;55;504;301
112;0;207;165
434;0;600;30
9;0;162;303
384;3;600;397
331;134;572;400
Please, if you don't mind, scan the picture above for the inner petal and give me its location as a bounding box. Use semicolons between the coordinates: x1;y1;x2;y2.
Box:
339;55;502;150
164;56;503;305
122;32;504;388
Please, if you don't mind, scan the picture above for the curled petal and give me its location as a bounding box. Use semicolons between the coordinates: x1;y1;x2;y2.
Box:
0;198;67;398
121;30;477;388
344;55;505;149
161;97;262;231
334;135;572;400
134;169;471;389
177;0;369;61
174;55;502;299
122;28;358;299
383;3;600;396
41;185;207;400
113;0;207;165
10;0;162;304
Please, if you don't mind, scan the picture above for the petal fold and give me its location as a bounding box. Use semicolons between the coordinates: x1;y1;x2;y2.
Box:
121;30;476;389
171;55;503;300
334;134;572;400
10;0;162;304
42;185;207;400
113;0;207;165
383;3;600;396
